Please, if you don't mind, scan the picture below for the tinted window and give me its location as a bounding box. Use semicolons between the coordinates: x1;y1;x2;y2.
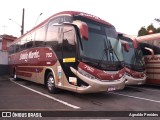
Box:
35;26;46;46
62;26;76;58
62;16;72;23
46;21;62;58
26;33;35;48
20;37;27;50
46;22;60;50
15;41;20;52
8;45;14;54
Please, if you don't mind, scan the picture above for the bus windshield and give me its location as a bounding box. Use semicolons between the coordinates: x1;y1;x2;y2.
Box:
122;40;145;71
74;16;123;70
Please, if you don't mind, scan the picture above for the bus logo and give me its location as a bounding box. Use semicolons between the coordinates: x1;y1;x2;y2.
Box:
19;50;40;60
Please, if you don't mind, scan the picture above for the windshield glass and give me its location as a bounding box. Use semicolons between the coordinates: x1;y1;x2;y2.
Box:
80;32;122;62
121;37;145;71
74;16;123;63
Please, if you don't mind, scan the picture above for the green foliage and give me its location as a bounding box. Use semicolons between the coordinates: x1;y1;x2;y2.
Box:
138;27;148;36
147;24;156;33
138;24;160;36
156;27;160;33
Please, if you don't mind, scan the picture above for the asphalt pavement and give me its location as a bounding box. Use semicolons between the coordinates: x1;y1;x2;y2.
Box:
0;75;160;120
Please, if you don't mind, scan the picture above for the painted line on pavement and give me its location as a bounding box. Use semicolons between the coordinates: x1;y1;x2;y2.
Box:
10;79;80;109
109;92;160;103
127;86;160;92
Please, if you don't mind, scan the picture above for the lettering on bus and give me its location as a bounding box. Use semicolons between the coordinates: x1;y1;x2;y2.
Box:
20;52;28;60
84;65;94;72
46;52;52;58
79;13;100;20
19;50;40;60
144;56;160;62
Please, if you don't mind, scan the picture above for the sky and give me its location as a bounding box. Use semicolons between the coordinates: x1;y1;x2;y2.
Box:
0;0;160;37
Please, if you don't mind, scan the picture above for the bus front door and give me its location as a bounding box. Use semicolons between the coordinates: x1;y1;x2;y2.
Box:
61;25;77;86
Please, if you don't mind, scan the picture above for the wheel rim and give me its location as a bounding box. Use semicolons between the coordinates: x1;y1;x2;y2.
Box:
47;76;54;91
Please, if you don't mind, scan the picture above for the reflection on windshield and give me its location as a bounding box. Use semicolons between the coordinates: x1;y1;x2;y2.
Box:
80;32;123;63
122;41;144;66
74;16;123;70
135;49;144;65
105;26;117;39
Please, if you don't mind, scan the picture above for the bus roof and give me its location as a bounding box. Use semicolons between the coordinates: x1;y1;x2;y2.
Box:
136;33;160;42
16;11;114;40
118;32;136;41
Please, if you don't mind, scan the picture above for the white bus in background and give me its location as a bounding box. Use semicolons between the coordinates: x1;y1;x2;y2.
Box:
137;33;160;85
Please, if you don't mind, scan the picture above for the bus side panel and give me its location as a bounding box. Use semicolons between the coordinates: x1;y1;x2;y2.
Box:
9;47;58;83
144;55;160;85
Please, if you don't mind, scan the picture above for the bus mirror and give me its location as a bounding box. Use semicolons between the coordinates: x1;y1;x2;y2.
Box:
123;43;129;52
78;22;88;40
73;21;88;40
144;47;154;59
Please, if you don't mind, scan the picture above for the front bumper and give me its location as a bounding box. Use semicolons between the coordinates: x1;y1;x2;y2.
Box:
70;67;126;93
125;74;146;85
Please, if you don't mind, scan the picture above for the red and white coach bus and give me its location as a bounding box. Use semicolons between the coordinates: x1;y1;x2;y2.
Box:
8;11;126;93
137;33;160;85
118;34;146;85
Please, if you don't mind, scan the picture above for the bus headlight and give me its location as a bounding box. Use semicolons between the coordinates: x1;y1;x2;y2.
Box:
78;68;97;79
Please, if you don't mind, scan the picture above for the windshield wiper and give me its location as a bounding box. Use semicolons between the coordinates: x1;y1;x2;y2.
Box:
107;38;120;62
97;38;119;67
134;49;143;65
97;39;109;67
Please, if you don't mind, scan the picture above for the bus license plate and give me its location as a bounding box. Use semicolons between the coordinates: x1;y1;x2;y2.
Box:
108;87;116;91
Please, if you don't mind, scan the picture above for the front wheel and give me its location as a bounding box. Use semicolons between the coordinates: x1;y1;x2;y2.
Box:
46;72;59;94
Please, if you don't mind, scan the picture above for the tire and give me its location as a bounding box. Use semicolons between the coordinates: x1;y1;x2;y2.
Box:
46;72;59;94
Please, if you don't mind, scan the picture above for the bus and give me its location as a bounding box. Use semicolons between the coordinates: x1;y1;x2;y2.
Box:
8;11;126;94
118;34;146;85
136;33;160;85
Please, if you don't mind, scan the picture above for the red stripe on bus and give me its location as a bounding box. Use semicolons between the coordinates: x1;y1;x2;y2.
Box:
13;61;57;67
146;72;160;75
17;71;32;77
17;67;43;73
146;67;160;69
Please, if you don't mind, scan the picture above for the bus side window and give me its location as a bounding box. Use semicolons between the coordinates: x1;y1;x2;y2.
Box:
20;37;26;50
46;26;59;48
26;33;35;48
35;26;46;46
62;26;76;58
61;16;72;23
14;41;20;52
8;45;14;54
46;22;62;58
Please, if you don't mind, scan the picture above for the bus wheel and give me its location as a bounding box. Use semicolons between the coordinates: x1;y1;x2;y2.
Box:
47;72;58;94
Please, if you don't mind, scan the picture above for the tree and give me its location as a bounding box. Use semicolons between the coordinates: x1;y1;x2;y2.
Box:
147;24;156;34
138;27;148;36
156;27;160;33
137;24;160;36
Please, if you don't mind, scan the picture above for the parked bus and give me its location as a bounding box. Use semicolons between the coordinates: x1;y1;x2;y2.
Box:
8;11;126;93
118;34;146;85
137;33;160;85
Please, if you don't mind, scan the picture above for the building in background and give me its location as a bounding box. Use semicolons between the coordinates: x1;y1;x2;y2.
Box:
0;35;16;75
